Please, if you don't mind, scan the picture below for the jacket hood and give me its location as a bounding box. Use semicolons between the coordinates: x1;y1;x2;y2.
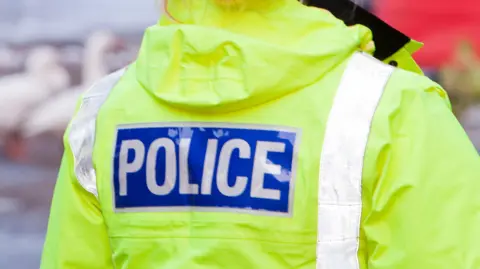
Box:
135;0;374;112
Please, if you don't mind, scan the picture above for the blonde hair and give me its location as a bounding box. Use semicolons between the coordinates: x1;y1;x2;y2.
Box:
158;0;247;12
157;0;252;23
158;0;287;15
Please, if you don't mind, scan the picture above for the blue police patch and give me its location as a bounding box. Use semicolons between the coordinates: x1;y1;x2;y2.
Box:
112;123;300;216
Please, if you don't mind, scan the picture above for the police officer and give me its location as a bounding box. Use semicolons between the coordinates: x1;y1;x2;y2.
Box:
41;0;480;268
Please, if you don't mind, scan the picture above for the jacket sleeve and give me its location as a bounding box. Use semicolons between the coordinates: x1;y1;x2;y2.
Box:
362;73;480;269
40;134;114;269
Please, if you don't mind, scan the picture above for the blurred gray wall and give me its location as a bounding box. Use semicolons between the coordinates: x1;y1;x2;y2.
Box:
0;0;159;44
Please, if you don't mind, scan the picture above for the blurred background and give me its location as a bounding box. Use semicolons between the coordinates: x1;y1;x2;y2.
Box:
0;0;478;268
0;0;158;267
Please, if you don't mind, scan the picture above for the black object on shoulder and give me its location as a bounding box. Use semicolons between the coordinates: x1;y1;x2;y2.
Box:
306;0;411;60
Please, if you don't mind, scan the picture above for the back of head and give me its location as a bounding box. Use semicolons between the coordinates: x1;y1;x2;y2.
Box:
158;0;292;24
159;0;267;11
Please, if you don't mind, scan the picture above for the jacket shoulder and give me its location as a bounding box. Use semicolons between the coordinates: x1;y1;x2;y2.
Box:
65;67;127;196
386;67;449;108
83;68;127;99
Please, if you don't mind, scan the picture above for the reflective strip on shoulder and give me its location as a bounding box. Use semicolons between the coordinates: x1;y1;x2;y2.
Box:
317;53;394;268
68;68;126;197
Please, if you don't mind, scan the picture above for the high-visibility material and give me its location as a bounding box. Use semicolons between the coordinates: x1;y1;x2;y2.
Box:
317;53;394;269
69;68;125;197
41;0;480;268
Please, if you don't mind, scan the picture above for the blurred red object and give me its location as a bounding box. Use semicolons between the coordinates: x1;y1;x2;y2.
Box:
374;0;480;68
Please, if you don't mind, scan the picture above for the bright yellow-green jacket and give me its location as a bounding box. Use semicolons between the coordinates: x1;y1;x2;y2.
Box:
41;0;480;268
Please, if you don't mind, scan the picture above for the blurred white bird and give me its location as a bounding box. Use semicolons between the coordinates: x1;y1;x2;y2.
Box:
21;87;83;138
0;46;70;136
21;30;124;138
0;45;22;71
82;30;125;86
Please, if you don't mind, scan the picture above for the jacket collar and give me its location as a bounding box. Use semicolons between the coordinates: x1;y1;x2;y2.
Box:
308;0;411;60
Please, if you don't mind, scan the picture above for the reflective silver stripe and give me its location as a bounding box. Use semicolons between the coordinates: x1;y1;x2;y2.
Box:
317;53;394;269
69;68;126;197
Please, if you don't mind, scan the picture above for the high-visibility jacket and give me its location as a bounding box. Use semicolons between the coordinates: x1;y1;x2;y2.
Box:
41;0;480;268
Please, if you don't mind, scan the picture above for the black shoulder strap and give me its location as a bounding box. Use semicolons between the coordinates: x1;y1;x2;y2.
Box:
306;0;411;60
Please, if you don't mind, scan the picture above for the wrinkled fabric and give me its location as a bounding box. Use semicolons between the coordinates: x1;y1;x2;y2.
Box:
359;68;480;269
137;0;373;113
41;0;480;268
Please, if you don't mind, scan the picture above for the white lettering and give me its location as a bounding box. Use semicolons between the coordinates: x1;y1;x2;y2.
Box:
251;141;285;200
118;135;290;201
119;140;145;196
179;139;199;195
201;139;218;195
146;138;177;195
217;139;250;197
